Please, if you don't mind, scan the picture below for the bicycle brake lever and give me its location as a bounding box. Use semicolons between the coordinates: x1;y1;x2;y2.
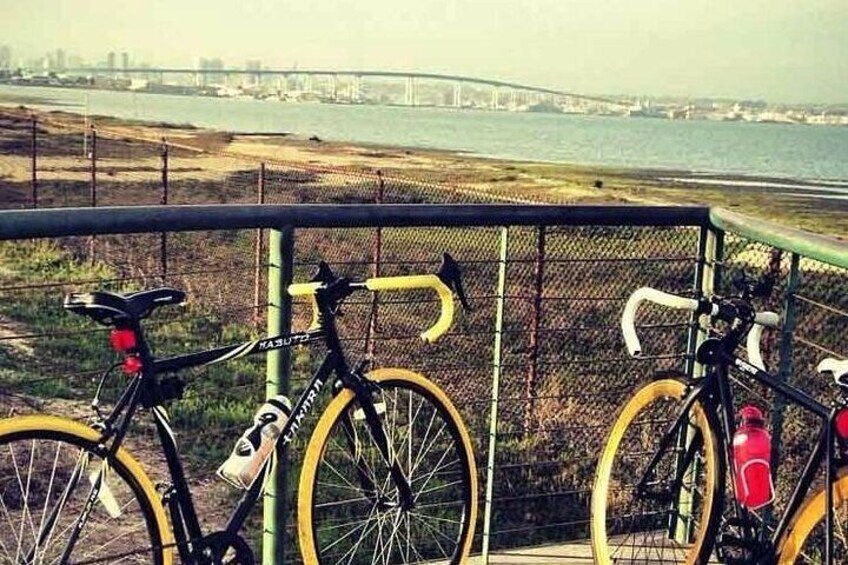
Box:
437;253;472;312
751;273;776;299
310;261;336;284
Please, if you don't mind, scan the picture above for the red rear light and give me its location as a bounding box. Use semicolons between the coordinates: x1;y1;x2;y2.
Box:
110;329;137;353
836;409;848;440
122;355;143;374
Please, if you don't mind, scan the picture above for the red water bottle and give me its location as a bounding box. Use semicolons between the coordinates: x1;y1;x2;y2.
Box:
732;405;774;510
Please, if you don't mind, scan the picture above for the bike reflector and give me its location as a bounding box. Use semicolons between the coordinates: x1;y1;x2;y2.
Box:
837;409;848;440
353;402;386;421
122;355;143;374
89;462;122;518
110;328;137;352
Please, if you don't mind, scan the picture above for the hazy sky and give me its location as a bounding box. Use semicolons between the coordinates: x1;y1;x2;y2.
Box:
2;0;847;103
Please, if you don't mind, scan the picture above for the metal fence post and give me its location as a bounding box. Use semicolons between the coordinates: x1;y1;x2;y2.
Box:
676;225;722;542
367;170;385;358
30;115;37;209
89;125;97;207
160;138;169;281
770;253;800;473
88;125;97;262
686;226;721;379
481;226;509;563
254;163;267;327
263;226;294;565
524;225;545;435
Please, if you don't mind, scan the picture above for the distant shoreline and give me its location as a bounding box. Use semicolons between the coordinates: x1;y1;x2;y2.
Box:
0;82;848;188
3;87;846;194
0;99;845;237
0;93;841;186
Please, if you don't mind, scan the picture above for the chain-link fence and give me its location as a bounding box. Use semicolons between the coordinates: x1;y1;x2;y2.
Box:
0;109;846;563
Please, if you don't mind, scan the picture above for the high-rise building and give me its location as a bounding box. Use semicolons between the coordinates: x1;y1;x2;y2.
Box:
245;59;262;87
107;51;116;69
121;52;129;71
0;45;12;69
55;49;66;71
196;57;224;86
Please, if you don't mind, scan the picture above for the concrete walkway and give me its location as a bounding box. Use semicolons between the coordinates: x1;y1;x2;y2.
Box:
473;540;595;564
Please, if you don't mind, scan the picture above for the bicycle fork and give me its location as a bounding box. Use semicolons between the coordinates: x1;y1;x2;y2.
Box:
341;383;415;512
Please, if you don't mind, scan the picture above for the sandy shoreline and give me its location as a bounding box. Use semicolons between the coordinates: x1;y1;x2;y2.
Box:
0;97;845;237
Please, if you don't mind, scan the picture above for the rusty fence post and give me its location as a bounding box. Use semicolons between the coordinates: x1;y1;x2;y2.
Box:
30;115;38;209
366;170;385;358
160;138;169;282
254;162;267;327
524;225;546;434
88;125;97;262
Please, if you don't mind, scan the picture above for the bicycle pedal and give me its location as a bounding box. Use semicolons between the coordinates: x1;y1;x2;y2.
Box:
353;401;386;421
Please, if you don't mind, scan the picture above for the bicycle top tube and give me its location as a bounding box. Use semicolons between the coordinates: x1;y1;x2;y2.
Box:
64;253;469;378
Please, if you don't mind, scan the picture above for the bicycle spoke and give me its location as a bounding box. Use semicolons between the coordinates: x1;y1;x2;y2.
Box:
1;431;160;565
339;506;382;565
308;378;472;564
9;440;37;563
322;514;374;553
408;511;452;558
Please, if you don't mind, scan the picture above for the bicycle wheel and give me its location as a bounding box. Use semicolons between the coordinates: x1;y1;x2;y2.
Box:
0;414;174;564
591;378;723;564
298;368;478;564
777;472;848;564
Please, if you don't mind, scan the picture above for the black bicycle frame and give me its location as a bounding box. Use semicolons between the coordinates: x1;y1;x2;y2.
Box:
727;351;837;563
74;305;411;563
641;337;839;563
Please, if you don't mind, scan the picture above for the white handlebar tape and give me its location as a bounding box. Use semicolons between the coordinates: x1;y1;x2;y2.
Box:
746;311;778;371
746;324;766;371
754;311;780;328
622;287;699;357
818;358;848;383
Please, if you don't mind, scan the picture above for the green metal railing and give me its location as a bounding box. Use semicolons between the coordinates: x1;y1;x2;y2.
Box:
0;203;844;563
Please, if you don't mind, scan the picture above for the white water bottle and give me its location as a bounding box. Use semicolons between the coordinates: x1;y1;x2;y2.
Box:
217;395;291;489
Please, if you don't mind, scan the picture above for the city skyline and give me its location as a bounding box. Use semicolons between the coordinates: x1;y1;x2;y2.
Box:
1;0;846;104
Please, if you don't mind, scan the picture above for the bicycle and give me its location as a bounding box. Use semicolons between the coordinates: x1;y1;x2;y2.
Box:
590;277;848;564
0;253;478;565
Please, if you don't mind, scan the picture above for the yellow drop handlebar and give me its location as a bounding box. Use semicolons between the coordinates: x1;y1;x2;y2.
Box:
287;274;455;343
287;281;322;332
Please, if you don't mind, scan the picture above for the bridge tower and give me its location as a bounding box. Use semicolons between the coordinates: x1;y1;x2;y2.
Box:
453;82;462;108
352;74;362;102
328;74;337;101
405;76;417;106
